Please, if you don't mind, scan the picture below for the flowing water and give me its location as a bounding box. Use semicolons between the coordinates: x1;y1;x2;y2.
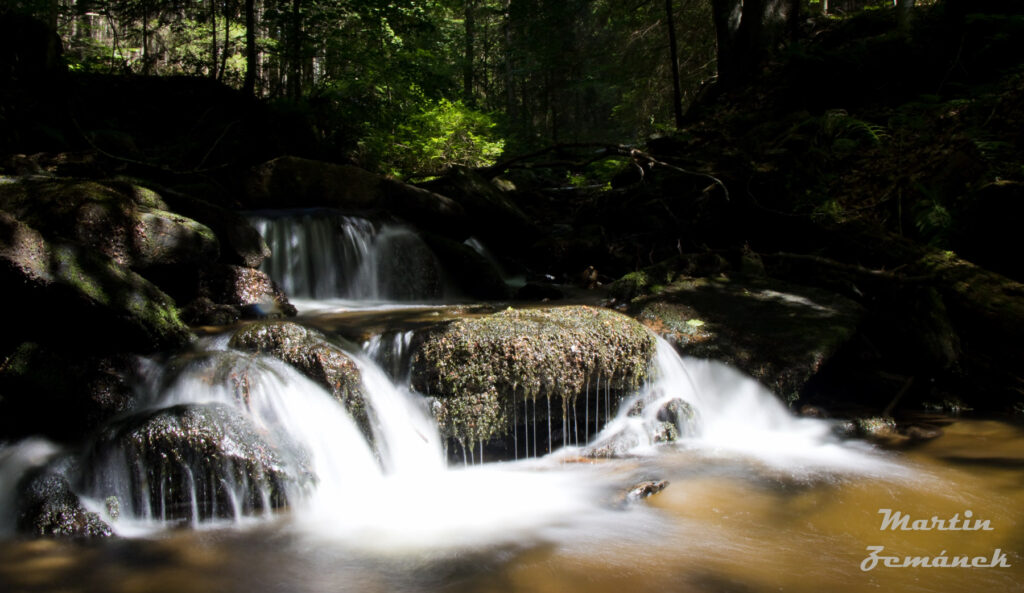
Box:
1;212;1021;592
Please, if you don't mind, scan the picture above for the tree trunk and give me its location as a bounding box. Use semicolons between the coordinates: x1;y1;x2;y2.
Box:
897;0;915;32
665;0;684;129
243;0;257;94
287;0;301;99
464;0;477;104
503;0;515;118
210;0;219;79
219;0;231;82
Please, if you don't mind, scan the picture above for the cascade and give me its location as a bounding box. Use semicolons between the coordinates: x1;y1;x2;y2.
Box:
249;211;446;303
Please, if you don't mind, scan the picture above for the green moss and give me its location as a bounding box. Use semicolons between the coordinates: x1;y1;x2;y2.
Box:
412;305;657;445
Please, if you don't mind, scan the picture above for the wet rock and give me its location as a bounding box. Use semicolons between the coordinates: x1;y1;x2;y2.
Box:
17;471;112;538
855;416;897;439
0;210;194;353
627;275;863;403
626;480;669;502
0;178;219;270
84;403;308;522
412;306;656;453
0;343;140;442
229;321;366;430
198;264;297;318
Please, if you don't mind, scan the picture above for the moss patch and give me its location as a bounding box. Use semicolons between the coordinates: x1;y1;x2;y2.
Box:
411;305;656;446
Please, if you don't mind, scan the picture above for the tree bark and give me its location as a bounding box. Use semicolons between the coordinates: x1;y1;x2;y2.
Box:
219;0;231;82
464;0;477;104
665;0;684;129
243;0;257;94
210;0;219;79
287;0;301;99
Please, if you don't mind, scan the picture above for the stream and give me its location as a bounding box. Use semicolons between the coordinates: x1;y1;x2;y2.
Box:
0;210;1021;593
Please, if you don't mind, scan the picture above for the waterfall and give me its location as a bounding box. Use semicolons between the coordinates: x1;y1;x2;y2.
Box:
249;210;446;303
587;337;899;475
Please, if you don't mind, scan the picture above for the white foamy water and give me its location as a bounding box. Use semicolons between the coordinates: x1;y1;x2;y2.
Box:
589;337;904;477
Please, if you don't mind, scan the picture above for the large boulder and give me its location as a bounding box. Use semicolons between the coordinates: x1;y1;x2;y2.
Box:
0;210;193;353
16;471;112;538
152;185;270;268
82;403;308;523
627;275;863;402
420;166;540;253
411;306;657;456
0;179;219;270
228;321;366;432
243;156;468;238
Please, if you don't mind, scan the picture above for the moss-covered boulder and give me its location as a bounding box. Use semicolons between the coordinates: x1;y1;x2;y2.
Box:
16;471;112;538
411;306;657;456
627;276;863;402
0;210;193;353
0;179;219;270
228;321;366;431
82;403;307;522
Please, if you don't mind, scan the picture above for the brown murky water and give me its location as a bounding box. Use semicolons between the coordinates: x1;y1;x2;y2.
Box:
1;418;1021;593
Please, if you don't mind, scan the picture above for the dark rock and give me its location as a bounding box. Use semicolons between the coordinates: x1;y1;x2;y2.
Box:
198;264;297;318
608;254;731;302
243;156;469;238
180;296;241;326
0;210;194;353
514;282;565;301
83;403;308;522
228;321;366;430
421;234;510;300
419;166;539;252
0;343;140;442
244;156;381;209
628;275;863;402
17;471;112;538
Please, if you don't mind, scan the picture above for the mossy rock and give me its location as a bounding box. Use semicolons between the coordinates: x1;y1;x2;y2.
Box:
0;178;219;270
629;276;863;402
228;321;367;432
0;210;193;353
82;403;308;522
411;306;657;451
